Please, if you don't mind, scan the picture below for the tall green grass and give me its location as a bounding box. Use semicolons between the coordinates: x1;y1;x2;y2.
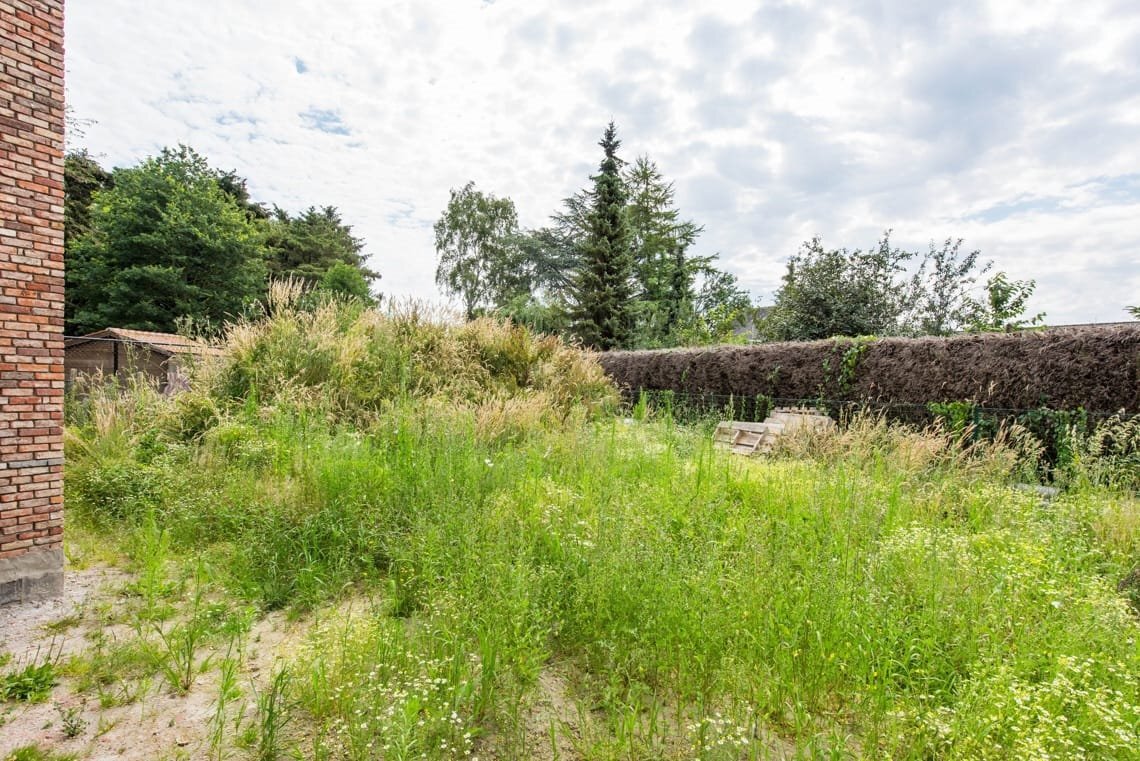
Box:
61;296;1140;759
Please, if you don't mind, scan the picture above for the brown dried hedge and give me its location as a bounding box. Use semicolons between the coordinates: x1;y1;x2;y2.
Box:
599;325;1140;413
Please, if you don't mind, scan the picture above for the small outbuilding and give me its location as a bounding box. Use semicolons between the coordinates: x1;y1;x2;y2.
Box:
64;328;221;394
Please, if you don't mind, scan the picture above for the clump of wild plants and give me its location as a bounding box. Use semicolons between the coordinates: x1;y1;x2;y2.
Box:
1063;412;1140;492
199;280;616;427
0;646;60;703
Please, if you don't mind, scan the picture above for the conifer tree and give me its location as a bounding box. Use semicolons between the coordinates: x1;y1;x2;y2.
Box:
571;122;634;350
623;156;703;344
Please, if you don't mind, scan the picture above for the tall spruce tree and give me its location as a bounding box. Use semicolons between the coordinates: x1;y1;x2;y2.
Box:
571;122;634;350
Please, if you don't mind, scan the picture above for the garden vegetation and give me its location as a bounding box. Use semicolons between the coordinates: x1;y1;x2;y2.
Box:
33;283;1140;759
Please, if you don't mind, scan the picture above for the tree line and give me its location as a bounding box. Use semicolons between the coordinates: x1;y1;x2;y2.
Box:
434;122;753;350
64;146;378;335
68;129;1122;348
435;122;1060;350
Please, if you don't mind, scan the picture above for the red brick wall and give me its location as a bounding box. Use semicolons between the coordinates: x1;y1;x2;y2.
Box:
0;0;65;564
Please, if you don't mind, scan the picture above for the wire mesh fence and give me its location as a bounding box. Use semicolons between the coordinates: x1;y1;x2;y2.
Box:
618;387;1134;425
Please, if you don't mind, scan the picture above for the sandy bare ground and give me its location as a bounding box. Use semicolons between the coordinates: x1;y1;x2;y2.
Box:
3;569;807;760
0;566;306;761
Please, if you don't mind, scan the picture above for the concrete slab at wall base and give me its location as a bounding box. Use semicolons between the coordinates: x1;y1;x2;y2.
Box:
0;549;64;606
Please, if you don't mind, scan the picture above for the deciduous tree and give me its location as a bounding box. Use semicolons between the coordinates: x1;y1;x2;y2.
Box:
967;272;1045;332
434;182;520;319
764;233;914;341
909;238;991;336
66;146;267;334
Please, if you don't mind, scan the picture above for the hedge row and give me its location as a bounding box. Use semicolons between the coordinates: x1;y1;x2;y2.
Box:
598;325;1140;414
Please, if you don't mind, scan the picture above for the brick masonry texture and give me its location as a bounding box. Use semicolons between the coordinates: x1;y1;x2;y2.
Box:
0;0;65;598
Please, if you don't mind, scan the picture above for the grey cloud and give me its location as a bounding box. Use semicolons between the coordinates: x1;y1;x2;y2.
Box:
1036;115;1138;169
734;56;785;93
695;94;752;129
410;8;440;51
383;199;432;229
616;47;663;76
903;35;1055;167
513;15;548;46
966;196;1067;224
683;15;744;90
907;37;1049;110
713;143;769;187
553;23;580;55
837;0;980;43
593;79;671;137
678;173;737;215
765;112;856;195
751;2;815;51
688;15;741;67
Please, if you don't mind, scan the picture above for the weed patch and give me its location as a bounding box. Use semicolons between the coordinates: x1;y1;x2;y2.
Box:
55;300;1140;759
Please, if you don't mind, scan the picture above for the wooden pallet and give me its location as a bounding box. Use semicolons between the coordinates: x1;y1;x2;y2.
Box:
713;420;783;455
714;408;834;456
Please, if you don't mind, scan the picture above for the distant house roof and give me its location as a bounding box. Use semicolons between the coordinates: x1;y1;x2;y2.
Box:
64;328;223;357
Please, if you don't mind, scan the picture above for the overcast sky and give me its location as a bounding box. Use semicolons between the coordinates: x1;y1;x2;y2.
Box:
66;0;1140;324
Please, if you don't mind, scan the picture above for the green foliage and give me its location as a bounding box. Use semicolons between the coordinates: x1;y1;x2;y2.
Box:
1064;412;1140;492
4;747;78;761
434;182;520;319
909;238;991;335
1017;406;1089;478
1;656;58;703
967;271;1045;333
63;147;379;335
63;149;113;248
622;156;705;344
926;402;1140;489
253;666;293;761
59;294;1140;757
928;400;992;438
295;613;480;758
65;145;267;334
67;461;164;525
827;335;874;392
433;136;747;349
60;634;155;704
208;283;616;426
142;562;214;694
570;122;636;350
317;261;374;303
766;234;1043;340
765;232;915;340
55;702;87;739
679;269;753;345
265;205;377;301
495;292;571;336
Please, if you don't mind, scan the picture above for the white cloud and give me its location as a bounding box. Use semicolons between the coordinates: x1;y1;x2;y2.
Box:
66;0;1140;322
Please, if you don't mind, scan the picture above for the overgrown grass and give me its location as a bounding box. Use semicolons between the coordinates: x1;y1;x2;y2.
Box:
59;295;1140;759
